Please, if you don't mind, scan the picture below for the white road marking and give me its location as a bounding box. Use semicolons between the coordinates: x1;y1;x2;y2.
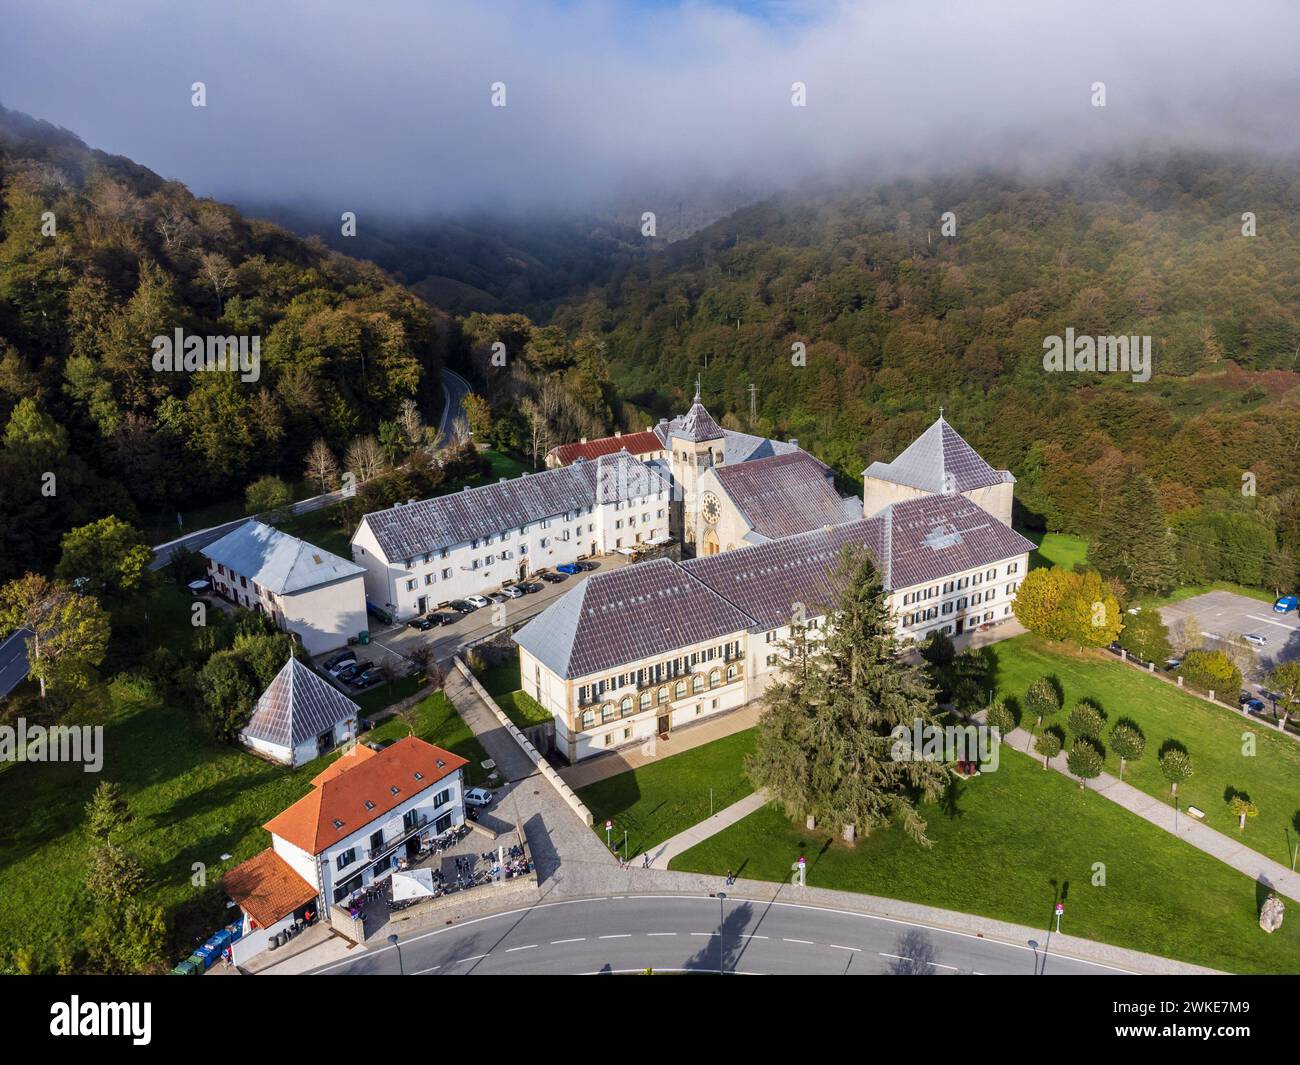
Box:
506;944;537;953
1246;614;1297;631
599;934;631;940
456;954;490;963
647;932;677;937
414;965;441;974
736;933;768;940
879;952;909;961
784;938;814;945
929;962;959;971
551;938;585;944
829;944;860;952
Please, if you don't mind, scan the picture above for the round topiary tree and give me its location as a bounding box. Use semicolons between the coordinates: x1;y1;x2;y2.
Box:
1023;677;1061;745
1228;795;1259;832
1067;700;1105;738
1159;747;1193;799
985;701;1016;739
1108;722;1145;782
1034;727;1062;768
1067;737;1104;788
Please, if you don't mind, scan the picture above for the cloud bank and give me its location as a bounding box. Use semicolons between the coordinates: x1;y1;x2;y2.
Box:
1;0;1296;215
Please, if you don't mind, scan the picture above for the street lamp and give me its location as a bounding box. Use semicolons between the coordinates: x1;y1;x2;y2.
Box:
388;933;404;976
1027;938;1040;975
717;892;727;975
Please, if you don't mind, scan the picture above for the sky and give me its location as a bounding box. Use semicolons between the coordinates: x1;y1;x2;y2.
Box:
0;0;1296;216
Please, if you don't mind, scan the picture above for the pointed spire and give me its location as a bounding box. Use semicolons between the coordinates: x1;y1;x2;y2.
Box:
694;374;702;403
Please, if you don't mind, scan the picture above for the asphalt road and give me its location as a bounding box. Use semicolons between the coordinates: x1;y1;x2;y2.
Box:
307;895;1129;976
1160;590;1300;681
439;365;473;445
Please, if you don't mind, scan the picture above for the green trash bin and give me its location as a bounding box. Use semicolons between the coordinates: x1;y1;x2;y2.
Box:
358;631;370;645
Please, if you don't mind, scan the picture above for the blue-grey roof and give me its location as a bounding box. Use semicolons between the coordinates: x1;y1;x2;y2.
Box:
516;495;1034;677
720;430;803;465
712;453;847;540
0;627;32;699
202;521;364;594
359;451;666;562
513;557;756;680
242;657;360;748
864;415;1013;494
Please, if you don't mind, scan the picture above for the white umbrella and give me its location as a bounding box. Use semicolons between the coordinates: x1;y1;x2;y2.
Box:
390;869;436;901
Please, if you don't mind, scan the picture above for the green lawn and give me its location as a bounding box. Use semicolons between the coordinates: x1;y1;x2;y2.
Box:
1025;531;1089;571
353;673;429;717
470;657;550;728
275;502;352;558
0;683;483;971
362;691;492;785
671;748;1300;975
989;635;1300;866
577;730;758;857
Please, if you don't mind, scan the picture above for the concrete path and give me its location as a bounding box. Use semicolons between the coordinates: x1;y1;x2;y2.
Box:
642;790;770;869
1005;724;1300;903
557;702;763;789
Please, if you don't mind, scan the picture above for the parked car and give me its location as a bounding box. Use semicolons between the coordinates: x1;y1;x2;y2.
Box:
486;592;508;604
1242;633;1268;647
338;661;369;683
447;599;475;613
1164;657;1182;671
187;578;211;596
351;667;383;689
1273;595;1298;614
540;571;566;584
556;562;581;575
427;611;455;626
407;616;434;631
1239;691;1266;713
501;585;525;599
575;560;596;572
366;602;394;625
326;656;359;678
465;594;491;609
324;650;357;673
517;582;542;594
464;787;494;808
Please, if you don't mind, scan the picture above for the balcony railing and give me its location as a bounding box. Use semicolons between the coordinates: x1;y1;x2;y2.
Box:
366;813;429;860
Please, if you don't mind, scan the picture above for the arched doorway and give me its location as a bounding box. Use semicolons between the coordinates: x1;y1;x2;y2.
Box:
702;528;720;556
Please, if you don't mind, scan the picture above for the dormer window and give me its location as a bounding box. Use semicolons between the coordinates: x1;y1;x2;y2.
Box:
389;786;400;796
364;800;375;810
332;819;345;829
435;759;446;768
414;771;424;781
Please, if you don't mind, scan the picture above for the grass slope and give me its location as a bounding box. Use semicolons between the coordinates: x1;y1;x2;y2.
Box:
671;747;1300;975
990;635;1300;865
577;730;758;857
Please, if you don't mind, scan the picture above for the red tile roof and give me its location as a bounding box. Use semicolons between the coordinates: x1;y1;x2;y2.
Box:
548;430;662;465
265;736;468;856
223;848;319;928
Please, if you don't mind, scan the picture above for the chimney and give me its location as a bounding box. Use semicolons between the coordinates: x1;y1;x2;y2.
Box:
580;436;587;444
615;430;621;437
789;438;798;448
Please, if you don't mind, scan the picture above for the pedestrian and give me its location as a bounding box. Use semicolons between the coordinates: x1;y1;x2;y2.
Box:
642;852;650;869
725;868;734;886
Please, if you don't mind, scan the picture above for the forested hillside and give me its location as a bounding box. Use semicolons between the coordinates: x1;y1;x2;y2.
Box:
0;105;445;581
533;153;1300;591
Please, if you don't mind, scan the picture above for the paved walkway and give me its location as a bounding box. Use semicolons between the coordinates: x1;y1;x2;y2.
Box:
557;702;763;789
642;791;770;869
1003;723;1300;903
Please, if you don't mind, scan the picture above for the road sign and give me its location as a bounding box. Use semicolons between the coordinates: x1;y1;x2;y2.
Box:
605;820;612;830
1055;903;1064;914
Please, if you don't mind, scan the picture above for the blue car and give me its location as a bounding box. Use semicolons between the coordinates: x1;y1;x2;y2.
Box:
556;562;581;575
1273;595;1297;614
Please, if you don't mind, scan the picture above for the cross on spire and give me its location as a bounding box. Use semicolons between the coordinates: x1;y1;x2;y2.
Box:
694;374;702;403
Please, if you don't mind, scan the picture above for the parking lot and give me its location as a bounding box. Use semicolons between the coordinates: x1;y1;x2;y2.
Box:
319;553;635;681
1159;590;1300;682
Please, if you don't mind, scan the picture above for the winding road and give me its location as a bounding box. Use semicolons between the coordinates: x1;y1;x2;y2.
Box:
307;895;1130;976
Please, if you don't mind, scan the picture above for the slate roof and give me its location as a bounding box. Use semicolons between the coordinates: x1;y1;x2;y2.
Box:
203;520;363;594
884;493;1035;589
0;627;32;699
682;520;881;630
547;430;663;465
655;396;725;444
515;495;1034;677
242;657;360;750
721;430;804;465
223;848;319;927
360;451;667;562
863;415;1012;494
264;736;467;855
711;453;848;540
512;557;756;679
